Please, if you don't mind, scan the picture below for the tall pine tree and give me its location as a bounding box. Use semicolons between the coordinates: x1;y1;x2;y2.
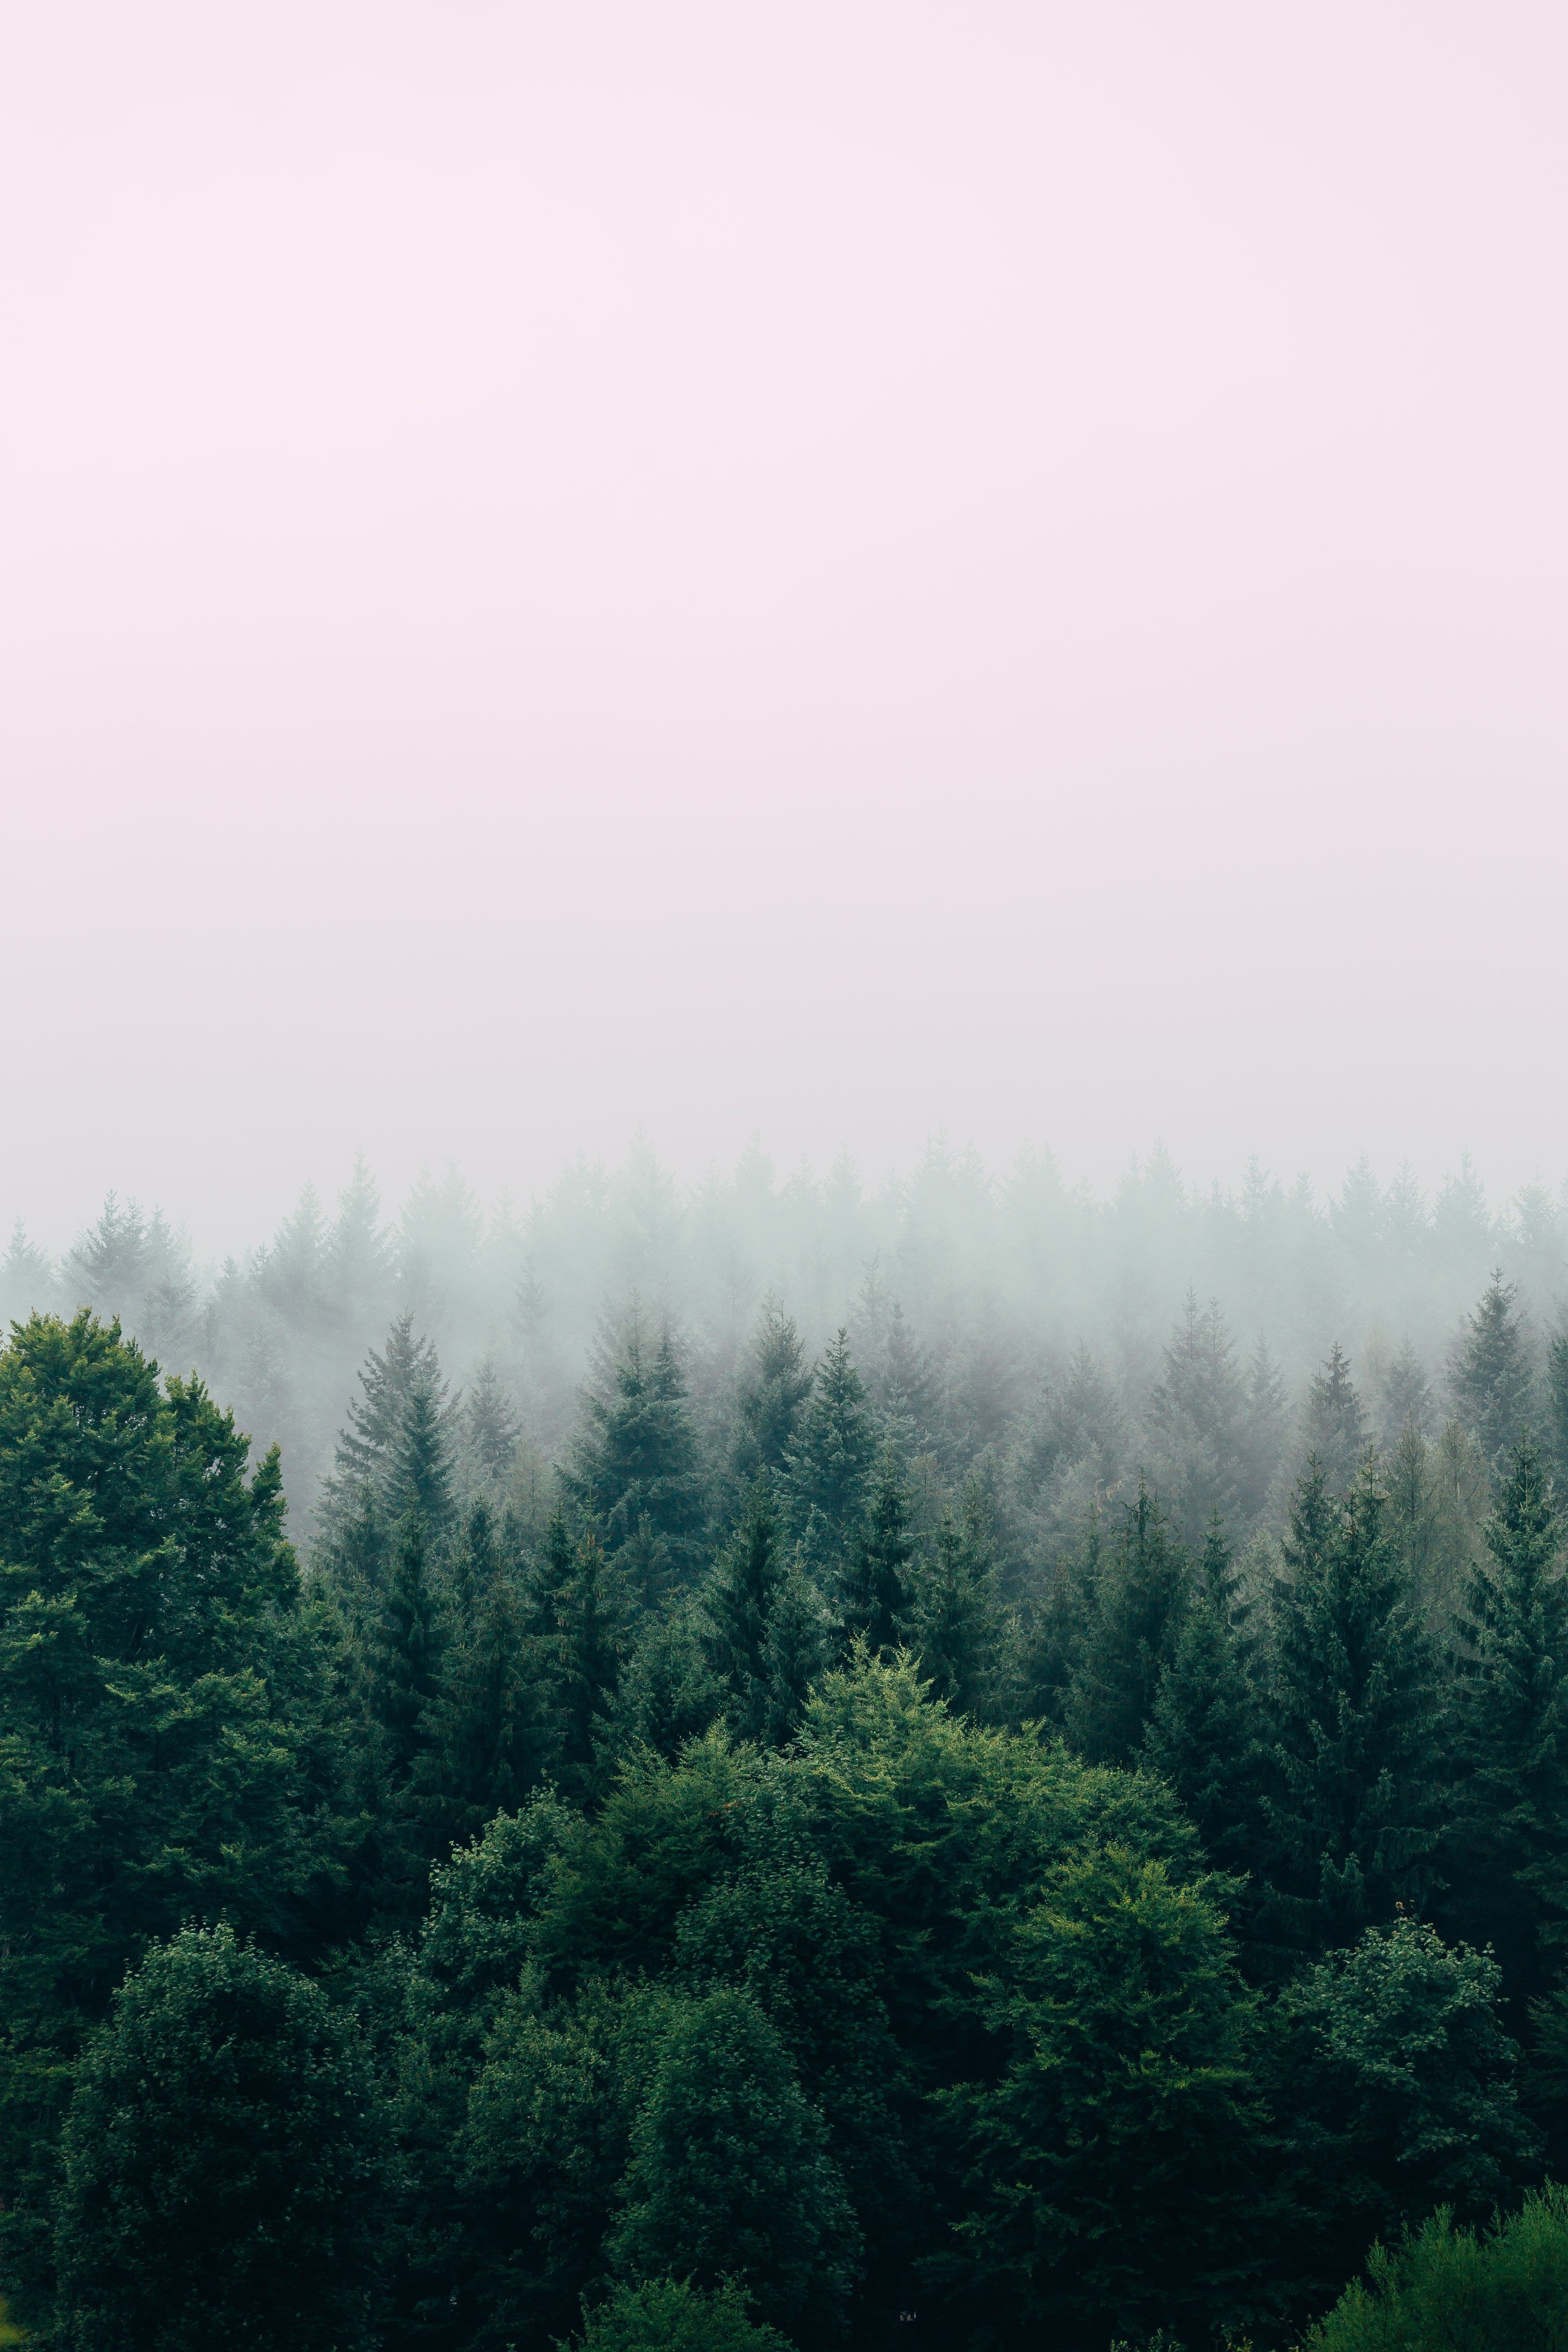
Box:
1452;1271;1538;1476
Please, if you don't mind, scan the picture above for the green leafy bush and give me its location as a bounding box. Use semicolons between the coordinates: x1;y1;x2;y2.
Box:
1303;2186;1568;2350
575;2276;789;2349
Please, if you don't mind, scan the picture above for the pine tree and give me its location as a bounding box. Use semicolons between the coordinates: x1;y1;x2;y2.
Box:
1302;1344;1367;1495
441;1561;538;1839
1264;1458;1441;1953
392;1367;457;1530
549;1521;626;1801
370;1513;445;1790
1143;1294;1249;1545
704;1479;787;1742
1544;1330;1568;1492
466;1358;523;1488
326;1155;390;1334
1061;1478;1190;1765
1452;1270;1538;1475
913;1478;999;1717
563;1312;707;1586
784;1327;875;1569
324;1314;448;1528
1241;1336;1290;1522
1447;1437;1568;2007
733;1304;813;1485
1143;1519;1270;1918
1381;1338;1436;1447
841;1442;914;1656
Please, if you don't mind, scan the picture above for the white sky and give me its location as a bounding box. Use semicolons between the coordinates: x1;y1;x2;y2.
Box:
4;2;1566;1253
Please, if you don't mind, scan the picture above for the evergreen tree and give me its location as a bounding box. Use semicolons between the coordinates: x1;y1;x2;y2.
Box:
550;1521;627;1801
326;1154;391;1334
1545;1328;1568;1492
466;1357;523;1487
732;1303;813;1485
1452;1270;1538;1474
783;1327;875;1570
440;1560;537;1838
1380;1337;1435;1447
704;1480;787;1743
1062;1477;1190;1765
1447;1437;1568;2006
1303;1343;1367;1495
1264;1459;1441;1953
563;1313;707;1587
841;1442;914;1655
321;1313;450;1533
1144;1293;1249;1545
369;1513;447;1862
1144;1519;1270;1913
1241;1335;1290;1521
913;1477;999;1717
392;1363;457;1529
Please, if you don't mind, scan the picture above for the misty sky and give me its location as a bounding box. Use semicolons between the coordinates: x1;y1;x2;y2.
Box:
4;2;1566;1253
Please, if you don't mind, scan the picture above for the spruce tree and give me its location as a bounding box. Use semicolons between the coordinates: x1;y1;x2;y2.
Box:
1381;1337;1436;1446
913;1478;1000;1717
563;1313;707;1586
465;1358;523;1488
1143;1294;1248;1544
704;1479;787;1742
440;1561;537;1839
1452;1270;1538;1475
733;1304;813;1485
1263;1458;1441;1953
549;1521;626;1801
1061;1477;1190;1766
841;1442;914;1656
784;1327;875;1570
1545;1328;1568;1492
370;1512;446;1795
1447;1437;1568;2006
1143;1519;1270;1914
1303;1343;1367;1495
392;1366;457;1530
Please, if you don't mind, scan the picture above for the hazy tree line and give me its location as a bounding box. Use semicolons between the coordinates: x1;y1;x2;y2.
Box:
6;1144;1568;2346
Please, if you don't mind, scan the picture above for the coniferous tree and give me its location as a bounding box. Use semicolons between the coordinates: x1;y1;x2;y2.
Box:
1544;1328;1568;1491
322;1313;447;1534
1302;1344;1367;1496
1446;1437;1568;2006
841;1442;914;1656
1381;1337;1436;1447
1452;1270;1538;1475
1143;1519;1270;1912
784;1327;875;1572
732;1304;813;1486
370;1514;446;1819
1143;1294;1249;1545
563;1314;706;1587
549;1521;626;1800
913;1478;999;1717
1264;1458;1441;1953
1062;1477;1190;1765
466;1358;523;1488
392;1365;457;1530
440;1560;537;1839
704;1480;788;1742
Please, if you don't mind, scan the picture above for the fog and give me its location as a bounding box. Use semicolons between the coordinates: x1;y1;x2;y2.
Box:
4;1;1567;1251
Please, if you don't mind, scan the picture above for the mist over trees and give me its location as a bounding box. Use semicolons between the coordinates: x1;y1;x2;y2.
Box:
5;1138;1568;2346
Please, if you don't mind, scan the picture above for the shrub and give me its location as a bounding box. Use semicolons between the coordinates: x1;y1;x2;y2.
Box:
1303;2185;1568;2350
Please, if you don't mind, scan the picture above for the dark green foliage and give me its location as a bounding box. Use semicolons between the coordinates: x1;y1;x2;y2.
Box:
840;1442;914;1655
783;1327;874;1570
53;1924;388;2351
564;1318;707;1592
1447;1438;1568;2004
1302;2188;1568;2352
1274;1919;1541;2305
930;1842;1267;2348
607;1986;858;2337
1062;1479;1191;1764
1264;1459;1440;1953
548;1521;629;1802
912;1477;1000;1717
1452;1270;1539;1474
394;1371;457;1528
701;1479;823;1745
1548;1328;1568;1489
575;2278;789;2351
1143;1520;1270;1915
466;1358;523;1486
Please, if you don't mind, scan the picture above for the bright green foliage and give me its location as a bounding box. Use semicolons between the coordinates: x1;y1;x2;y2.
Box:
607;1986;858;2337
1448;1439;1568;2001
1274;1918;1539;2299
53;1924;388;2352
1063;1479;1191;1764
840;1442;914;1655
931;1843;1266;2348
575;2277;789;2351
1302;2187;1568;2352
563;1320;707;1590
783;1328;874;1570
1452;1270;1539;1475
1264;1460;1439;1952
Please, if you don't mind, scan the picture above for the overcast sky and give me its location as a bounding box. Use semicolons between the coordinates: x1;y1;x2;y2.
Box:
4;1;1565;1252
